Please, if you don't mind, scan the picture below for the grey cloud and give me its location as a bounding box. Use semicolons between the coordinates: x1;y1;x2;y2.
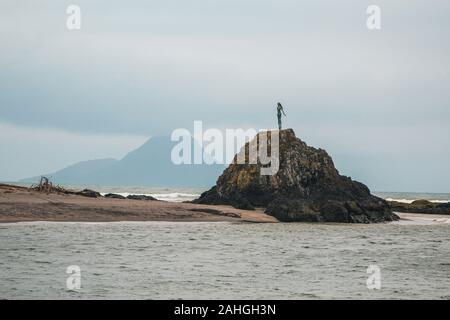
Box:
0;0;449;191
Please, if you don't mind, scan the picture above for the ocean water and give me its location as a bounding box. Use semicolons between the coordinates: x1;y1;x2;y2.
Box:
0;221;449;299
1;186;449;299
374;192;450;204
96;186;204;202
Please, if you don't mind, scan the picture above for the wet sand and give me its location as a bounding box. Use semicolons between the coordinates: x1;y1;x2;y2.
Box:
394;212;450;225
0;184;277;223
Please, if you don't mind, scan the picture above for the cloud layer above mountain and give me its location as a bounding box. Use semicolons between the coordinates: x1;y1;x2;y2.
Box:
1;0;449;191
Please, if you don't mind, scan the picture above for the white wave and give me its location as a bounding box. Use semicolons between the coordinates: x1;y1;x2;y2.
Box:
151;193;200;198
393;213;450;225
385;198;450;204
100;192;200;202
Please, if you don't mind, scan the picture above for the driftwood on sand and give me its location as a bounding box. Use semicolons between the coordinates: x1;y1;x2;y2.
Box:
31;177;71;194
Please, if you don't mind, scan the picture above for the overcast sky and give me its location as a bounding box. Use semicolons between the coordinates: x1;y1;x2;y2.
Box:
1;0;449;192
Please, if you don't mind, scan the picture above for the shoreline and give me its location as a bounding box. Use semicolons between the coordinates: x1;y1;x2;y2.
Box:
0;184;277;224
2;213;449;225
1;184;449;225
393;212;450;225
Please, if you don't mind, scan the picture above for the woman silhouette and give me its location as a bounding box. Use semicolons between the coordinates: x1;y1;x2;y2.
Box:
277;102;286;130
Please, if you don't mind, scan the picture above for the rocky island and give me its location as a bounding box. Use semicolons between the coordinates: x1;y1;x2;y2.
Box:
194;129;399;223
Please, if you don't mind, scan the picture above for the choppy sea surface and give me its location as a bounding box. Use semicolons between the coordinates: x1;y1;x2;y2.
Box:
0;187;449;299
1;221;449;299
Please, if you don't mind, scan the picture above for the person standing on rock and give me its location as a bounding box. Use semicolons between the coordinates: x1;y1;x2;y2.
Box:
277;102;286;130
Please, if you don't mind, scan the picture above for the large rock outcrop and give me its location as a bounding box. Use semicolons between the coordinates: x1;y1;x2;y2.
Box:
193;129;398;223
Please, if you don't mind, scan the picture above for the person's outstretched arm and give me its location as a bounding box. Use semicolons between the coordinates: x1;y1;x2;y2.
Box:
282;108;286;116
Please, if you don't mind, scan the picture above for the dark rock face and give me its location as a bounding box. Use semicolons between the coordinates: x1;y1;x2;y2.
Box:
194;129;398;223
76;189;102;198
126;194;158;201
104;193;126;199
388;200;450;215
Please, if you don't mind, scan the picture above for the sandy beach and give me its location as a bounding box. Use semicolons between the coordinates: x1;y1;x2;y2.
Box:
0;184;277;223
2;184;450;225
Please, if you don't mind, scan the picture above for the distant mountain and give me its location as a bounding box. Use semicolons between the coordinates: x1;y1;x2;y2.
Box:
22;158;118;185
21;136;225;187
